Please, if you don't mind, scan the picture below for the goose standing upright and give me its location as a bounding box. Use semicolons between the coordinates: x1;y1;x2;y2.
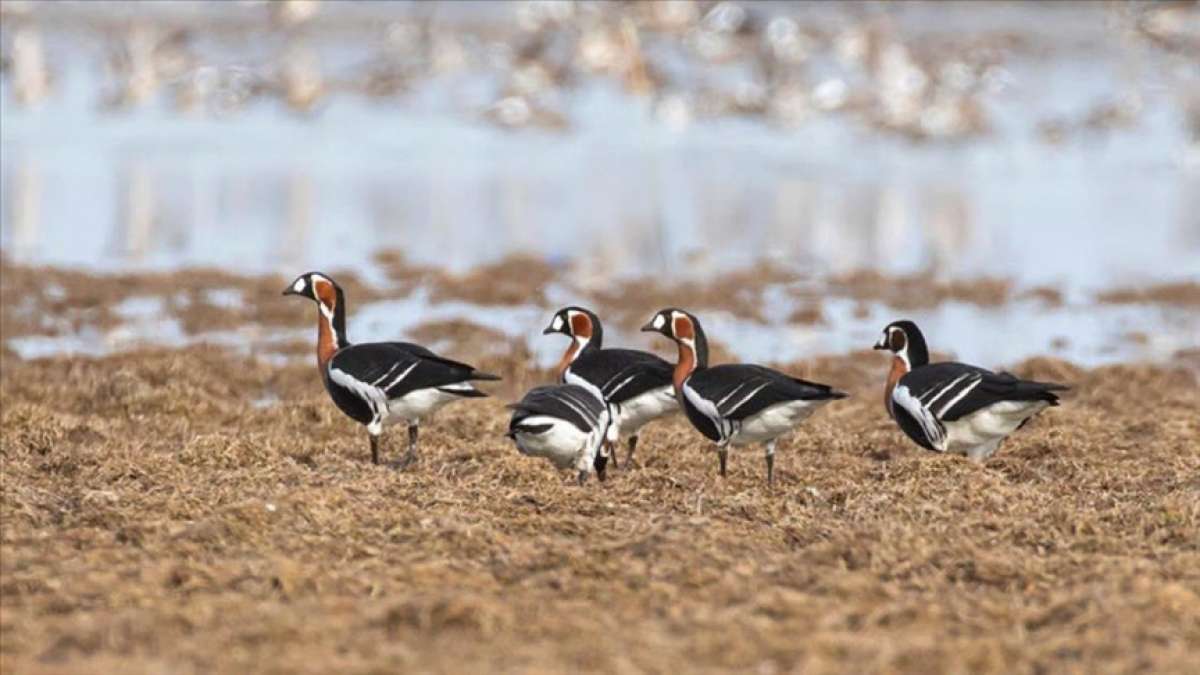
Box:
641;308;846;485
284;271;499;466
874;320;1067;460
543;306;677;466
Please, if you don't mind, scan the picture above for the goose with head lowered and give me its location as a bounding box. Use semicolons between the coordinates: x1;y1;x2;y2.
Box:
506;384;613;485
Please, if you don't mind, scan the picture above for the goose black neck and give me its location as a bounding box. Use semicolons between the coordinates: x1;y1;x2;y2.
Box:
331;287;350;349
691;318;710;370
905;324;929;368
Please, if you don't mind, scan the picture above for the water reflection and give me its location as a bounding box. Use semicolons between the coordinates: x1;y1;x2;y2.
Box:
1;138;1197;288
114;162;155;260
1;1;1198;367
10;26;50;107
7;158;41;259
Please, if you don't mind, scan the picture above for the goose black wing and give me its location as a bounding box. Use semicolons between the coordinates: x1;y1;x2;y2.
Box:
329;343;486;400
899;362;1067;423
508;385;606;434
385;342;500;381
688;364;846;422
568;348;673;404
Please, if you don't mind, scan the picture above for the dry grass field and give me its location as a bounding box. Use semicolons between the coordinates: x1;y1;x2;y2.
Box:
2;338;1198;673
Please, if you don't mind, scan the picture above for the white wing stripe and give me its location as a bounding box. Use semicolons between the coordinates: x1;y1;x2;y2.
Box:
921;373;972;407
562;391;602;428
370;362;403;387
936;376;983;418
383;362;420;392
725;381;772;416
716;381;749;408
605;373;639;399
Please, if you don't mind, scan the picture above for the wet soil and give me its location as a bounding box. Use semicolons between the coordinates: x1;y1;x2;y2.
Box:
16;260;1192;355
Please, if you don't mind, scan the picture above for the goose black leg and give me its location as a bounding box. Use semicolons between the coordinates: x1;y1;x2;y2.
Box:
765;440;776;487
398;423;419;468
718;448;728;478
626;434;639;466
607;441;619;469
594;453;608;482
369;433;381;465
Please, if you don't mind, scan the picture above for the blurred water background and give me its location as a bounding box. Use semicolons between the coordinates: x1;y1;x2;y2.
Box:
2;0;1198;366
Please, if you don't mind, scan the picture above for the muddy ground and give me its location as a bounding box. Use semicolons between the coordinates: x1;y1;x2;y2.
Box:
2;336;1198;673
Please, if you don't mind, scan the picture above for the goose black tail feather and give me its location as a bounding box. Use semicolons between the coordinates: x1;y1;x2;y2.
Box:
1001;374;1069;406
790;376;850;400
440;386;489;398
1034;382;1069;407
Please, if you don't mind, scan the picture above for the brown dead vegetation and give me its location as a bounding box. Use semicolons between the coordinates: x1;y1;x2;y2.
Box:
431;255;561;307
1097;281;1200;307
2;343;1198;674
589;263;798;327
825;270;1013;309
0;262;385;345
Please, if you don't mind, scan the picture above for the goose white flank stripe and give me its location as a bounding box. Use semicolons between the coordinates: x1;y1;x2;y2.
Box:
893;383;945;451
506;384;613;484
642;307;847;486
875;319;1068;460
284;271;500;466
543;306;679;466
682;380;730;441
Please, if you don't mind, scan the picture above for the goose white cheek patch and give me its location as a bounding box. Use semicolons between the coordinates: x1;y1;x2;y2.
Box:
652;314;665;330
552;316;564;331
293;278;306;293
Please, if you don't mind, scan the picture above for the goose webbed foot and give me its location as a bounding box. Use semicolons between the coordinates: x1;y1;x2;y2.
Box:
391;451;418;471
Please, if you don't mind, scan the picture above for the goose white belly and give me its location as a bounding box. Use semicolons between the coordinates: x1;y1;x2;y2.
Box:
728;399;830;446
385;384;476;423
944;400;1050;458
510;416;598;470
613;386;678;437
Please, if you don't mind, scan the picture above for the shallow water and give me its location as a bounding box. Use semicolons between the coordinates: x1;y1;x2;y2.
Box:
2;2;1198;366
